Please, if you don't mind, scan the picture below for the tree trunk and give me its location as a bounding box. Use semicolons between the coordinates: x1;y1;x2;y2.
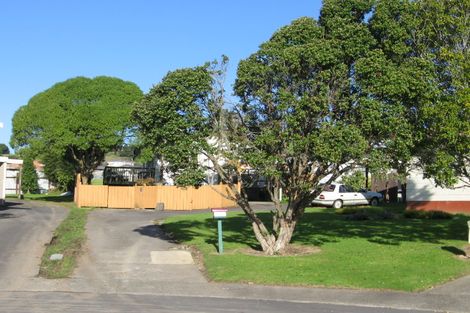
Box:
251;217;297;255
80;173;93;185
236;186;299;255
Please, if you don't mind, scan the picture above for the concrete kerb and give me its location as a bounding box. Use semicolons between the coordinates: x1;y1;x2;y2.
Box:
29;203;467;313
144;203;470;313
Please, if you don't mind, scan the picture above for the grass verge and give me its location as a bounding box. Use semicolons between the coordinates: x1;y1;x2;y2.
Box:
7;191;74;208
39;206;90;278
163;205;470;291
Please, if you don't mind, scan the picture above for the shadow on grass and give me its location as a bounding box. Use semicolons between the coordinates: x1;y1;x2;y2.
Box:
441;246;467;256
161;209;469;250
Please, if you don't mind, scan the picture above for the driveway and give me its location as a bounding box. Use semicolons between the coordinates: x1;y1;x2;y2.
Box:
72;209;209;294
0;201;68;291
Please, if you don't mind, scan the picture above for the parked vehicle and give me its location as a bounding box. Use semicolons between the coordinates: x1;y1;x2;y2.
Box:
312;183;383;209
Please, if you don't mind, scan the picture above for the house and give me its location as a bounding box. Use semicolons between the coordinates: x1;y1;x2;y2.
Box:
5;159;22;196
33;160;54;193
406;167;470;213
0;157;23;205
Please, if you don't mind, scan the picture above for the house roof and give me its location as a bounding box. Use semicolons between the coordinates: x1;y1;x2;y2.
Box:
0;157;23;165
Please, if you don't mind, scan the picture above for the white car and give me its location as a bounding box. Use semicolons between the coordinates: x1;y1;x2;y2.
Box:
312;184;383;209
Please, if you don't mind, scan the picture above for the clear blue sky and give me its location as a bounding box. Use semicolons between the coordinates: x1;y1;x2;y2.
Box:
0;0;322;151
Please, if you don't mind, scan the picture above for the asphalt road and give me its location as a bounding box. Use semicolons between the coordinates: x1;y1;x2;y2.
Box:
0;291;440;313
0;201;68;290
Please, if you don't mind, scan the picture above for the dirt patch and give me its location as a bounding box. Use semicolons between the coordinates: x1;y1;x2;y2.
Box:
461;245;470;260
240;244;321;257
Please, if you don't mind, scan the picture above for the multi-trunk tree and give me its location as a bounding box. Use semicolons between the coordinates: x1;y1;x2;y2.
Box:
11;76;143;187
134;0;467;254
133;1;410;255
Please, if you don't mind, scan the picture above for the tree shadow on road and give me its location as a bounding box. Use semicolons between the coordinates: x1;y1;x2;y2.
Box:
133;224;180;244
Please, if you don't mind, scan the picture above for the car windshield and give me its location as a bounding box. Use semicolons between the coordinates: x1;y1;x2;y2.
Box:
322;184;336;192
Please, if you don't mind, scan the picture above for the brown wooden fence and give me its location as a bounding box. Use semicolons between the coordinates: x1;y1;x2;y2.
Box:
74;176;238;210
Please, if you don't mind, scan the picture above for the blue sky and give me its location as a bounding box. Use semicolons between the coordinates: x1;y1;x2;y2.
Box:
0;0;322;151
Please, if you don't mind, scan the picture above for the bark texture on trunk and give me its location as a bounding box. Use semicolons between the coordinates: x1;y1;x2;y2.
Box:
238;196;298;255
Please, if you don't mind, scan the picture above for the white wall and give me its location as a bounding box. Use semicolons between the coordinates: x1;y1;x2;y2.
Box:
407;168;470;202
37;170;51;193
0;162;6;204
5;169;20;195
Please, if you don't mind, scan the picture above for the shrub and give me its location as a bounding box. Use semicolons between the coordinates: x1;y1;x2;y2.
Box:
376;211;397;220
135;178;156;186
336;207;363;215
404;210;452;220
344;212;370;221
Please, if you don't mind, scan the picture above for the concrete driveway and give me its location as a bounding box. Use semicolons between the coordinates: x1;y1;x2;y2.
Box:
0;200;68;291
72;209;208;294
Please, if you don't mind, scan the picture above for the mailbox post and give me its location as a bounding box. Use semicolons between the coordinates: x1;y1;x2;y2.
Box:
212;209;228;254
468;221;470;244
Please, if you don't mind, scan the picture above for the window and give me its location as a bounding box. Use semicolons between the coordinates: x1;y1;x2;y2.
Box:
323;184;336;192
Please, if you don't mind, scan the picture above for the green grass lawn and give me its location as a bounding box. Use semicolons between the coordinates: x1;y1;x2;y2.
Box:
163;205;470;291
91;178;103;185
39;205;90;278
7;191;74;208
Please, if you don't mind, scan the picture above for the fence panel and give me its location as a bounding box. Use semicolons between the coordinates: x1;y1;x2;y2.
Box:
134;186;159;209
76;185;108;207
108;186;135;208
75;179;237;210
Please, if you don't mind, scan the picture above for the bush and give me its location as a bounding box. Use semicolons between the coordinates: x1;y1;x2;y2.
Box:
404;210;453;220
135;178;156;186
336;207;364;215
21;157;39;194
344;212;370;221
340;171;366;192
376;211;397;220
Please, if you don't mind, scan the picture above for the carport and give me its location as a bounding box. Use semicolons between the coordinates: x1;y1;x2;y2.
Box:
0;156;23;205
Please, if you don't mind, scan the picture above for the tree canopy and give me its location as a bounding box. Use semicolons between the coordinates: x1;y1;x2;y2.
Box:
21;154;39;194
0;144;9;155
11;76;143;186
113;0;469;254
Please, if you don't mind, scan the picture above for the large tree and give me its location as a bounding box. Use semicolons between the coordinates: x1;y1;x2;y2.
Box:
365;0;469;187
11;76;142;185
133;0;466;254
134;2;408;255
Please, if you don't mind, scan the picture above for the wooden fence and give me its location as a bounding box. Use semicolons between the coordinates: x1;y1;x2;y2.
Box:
74;176;238;210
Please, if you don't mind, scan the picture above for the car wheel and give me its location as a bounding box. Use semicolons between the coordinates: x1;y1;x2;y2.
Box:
332;200;343;209
370;197;379;206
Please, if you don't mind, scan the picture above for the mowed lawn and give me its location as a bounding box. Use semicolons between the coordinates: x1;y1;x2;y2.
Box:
163;206;470;291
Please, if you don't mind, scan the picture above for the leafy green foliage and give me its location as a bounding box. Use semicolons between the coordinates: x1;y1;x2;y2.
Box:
340;171;366;191
0;143;9;155
21;156;39;194
134;0;468;254
132;66;212;186
42;152;76;191
11;76;143;186
404;210;453;220
368;0;469;186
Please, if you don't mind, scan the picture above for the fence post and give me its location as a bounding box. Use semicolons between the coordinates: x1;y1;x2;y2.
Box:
75;174;81;207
